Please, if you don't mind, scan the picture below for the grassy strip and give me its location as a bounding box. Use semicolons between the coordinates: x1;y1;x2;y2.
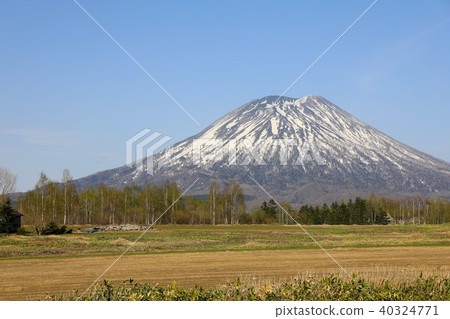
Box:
1;242;449;261
57;275;450;301
1;224;449;259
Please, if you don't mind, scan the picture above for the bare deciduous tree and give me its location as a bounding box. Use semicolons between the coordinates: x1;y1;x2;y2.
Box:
36;172;49;228
62;169;72;225
0;168;17;203
208;181;217;225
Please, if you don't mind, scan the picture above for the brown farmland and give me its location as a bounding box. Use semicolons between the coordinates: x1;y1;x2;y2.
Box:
0;246;449;301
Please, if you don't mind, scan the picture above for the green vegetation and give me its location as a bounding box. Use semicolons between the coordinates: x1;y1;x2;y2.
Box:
36;221;72;235
1;224;448;259
0;198;15;233
60;275;450;301
296;197;390;225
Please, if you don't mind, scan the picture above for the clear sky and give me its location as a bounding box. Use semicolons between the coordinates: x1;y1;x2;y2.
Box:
1;0;449;192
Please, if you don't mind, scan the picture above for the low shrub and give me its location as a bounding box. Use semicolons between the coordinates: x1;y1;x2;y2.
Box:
36;222;72;235
15;227;29;236
62;275;450;301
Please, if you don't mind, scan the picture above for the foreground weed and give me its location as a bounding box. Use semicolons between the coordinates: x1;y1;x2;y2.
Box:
64;275;449;301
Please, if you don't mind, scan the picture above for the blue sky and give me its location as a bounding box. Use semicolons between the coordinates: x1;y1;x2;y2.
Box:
1;0;449;192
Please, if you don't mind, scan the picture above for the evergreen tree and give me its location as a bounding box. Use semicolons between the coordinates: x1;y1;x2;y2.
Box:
261;199;278;221
0;198;15;233
375;210;390;225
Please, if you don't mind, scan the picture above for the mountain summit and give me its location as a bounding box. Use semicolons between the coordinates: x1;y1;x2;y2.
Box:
76;96;450;204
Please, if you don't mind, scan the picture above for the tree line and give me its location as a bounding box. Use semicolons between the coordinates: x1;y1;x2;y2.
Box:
254;195;450;225
296;197;390;225
11;169;450;228
17;171;246;227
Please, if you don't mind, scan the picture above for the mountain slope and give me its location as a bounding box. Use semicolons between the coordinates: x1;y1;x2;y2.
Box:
75;96;450;204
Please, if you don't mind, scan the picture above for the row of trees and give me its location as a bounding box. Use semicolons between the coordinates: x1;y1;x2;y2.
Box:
250;195;450;225
17;171;247;227
296;196;450;225
296;197;390;225
366;195;449;225
10;169;450;227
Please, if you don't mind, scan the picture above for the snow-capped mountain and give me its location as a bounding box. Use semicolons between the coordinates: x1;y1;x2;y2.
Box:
76;96;450;204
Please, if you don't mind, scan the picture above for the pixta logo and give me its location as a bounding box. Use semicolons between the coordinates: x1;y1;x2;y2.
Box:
126;128;172;175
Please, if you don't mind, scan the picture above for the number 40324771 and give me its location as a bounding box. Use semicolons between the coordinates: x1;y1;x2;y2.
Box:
379;305;438;316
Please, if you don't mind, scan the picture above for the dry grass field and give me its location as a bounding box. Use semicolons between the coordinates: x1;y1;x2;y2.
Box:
0;225;449;300
1;224;449;258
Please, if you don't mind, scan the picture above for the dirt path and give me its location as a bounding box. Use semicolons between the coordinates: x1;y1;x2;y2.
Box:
0;246;449;300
